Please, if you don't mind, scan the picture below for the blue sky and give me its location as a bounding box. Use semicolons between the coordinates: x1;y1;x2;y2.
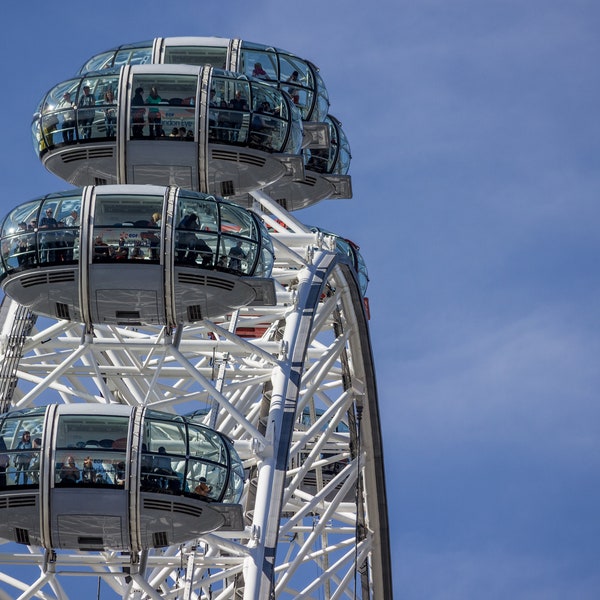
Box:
1;0;600;598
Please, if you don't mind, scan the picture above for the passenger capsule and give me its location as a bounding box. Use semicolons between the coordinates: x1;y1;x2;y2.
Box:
250;115;353;211
0;405;245;551
76;36;330;122
311;227;369;296
0;185;276;326
32;65;304;197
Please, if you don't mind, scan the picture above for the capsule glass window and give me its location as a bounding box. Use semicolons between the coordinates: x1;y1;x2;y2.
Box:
0;409;45;490
174;193;219;268
130;74;197;141
328;116;351;175
38;194;82;266
219;204;259;275
186;425;231;501
1;200;42;272
92;194;163;263
278;54;314;119
143;418;187;455
54;414;129;488
164;46;228;68
78;51;116;74
240;49;277;81
210;76;251;145
249;81;289;153
141;417;187;494
34;79;78;152
114;46;153;69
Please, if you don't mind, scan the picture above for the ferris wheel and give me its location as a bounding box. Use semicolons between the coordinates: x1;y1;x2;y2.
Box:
0;37;392;599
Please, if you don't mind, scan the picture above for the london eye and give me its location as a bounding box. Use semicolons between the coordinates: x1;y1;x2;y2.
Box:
0;36;392;599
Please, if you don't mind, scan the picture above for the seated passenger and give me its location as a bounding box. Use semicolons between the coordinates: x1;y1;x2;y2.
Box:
82;456;96;483
130;243;145;259
59;456;80;485
93;235;113;260
194;477;212;498
114;460;126;486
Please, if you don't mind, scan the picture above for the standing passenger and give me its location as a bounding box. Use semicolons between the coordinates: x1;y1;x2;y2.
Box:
14;431;32;485
146;86;163;138
103;88;117;138
61;92;77;142
131;87;146;138
78;85;96;139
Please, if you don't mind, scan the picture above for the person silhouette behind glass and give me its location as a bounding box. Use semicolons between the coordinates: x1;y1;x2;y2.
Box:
15;222;29;266
252;62;268;79
61;91;77;142
146;86;163;138
39;207;59;263
194;477;212;498
14;431;32;485
177;213;199;263
78;85;96;139
228;240;247;272
29;437;42;484
153;446;173;489
103;88;117;138
62;209;79;261
82;456;96;483
59;456;80;485
131;87;146;138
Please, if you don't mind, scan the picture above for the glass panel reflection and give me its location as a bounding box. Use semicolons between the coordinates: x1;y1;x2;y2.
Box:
130;74;197;140
0;189;273;279
93;194;162;263
0;410;45;489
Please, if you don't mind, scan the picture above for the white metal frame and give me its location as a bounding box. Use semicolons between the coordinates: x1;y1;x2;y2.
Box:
0;191;391;599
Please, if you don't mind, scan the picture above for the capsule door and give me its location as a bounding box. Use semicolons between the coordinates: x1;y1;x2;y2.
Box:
82;187;168;326
120;66;200;189
47;408;134;551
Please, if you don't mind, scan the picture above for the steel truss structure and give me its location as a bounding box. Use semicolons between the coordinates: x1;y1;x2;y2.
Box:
0;191;392;599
